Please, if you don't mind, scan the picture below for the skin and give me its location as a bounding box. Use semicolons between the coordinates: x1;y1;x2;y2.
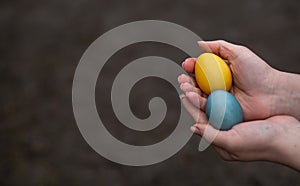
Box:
178;40;300;171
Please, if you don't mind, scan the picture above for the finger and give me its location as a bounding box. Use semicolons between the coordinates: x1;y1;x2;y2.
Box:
180;82;201;95
182;58;196;73
178;74;197;86
193;123;231;149
180;95;207;123
185;91;206;111
197;40;242;61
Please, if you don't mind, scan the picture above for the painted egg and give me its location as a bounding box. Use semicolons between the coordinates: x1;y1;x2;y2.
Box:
195;53;232;95
206;90;243;130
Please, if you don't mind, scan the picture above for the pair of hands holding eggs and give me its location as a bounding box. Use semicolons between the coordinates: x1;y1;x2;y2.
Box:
194;53;243;130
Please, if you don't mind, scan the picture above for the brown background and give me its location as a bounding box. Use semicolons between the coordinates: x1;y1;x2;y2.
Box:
2;0;300;185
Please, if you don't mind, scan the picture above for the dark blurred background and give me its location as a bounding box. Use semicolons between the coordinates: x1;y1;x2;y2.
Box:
1;0;300;185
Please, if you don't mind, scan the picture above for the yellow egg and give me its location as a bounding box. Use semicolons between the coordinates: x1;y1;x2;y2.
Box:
195;53;232;95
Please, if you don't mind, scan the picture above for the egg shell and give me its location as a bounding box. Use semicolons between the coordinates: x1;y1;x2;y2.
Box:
206;90;243;130
195;53;232;95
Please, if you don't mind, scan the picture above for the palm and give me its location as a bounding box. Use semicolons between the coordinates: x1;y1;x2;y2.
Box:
212;115;299;161
229;52;275;120
227;116;288;147
231;87;272;121
180;40;300;169
180;47;276;121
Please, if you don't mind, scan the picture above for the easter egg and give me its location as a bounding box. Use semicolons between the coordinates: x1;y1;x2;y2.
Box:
206;90;243;130
195;53;232;95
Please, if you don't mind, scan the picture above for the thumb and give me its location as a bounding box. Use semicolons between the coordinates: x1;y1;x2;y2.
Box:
192;123;232;149
197;40;243;62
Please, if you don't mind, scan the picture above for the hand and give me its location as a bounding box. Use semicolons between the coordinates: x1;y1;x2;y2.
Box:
180;90;300;171
179;40;279;121
188;111;300;171
178;40;300;170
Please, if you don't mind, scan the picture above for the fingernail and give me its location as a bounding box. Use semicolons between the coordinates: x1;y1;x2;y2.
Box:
179;94;185;99
180;83;185;91
177;74;182;83
190;126;200;133
182;61;185;68
190;126;196;133
197;41;205;45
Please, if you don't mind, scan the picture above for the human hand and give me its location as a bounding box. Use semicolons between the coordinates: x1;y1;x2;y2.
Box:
178;40;279;121
178;40;300;170
187;108;300;170
180;88;300;170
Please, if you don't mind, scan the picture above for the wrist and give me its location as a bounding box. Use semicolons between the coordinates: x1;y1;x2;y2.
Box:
271;121;300;171
267;69;284;116
270;70;300;120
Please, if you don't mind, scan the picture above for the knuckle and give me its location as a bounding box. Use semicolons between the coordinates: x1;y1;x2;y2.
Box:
217;39;227;44
239;45;249;52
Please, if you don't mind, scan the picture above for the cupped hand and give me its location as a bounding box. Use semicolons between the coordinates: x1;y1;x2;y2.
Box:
180;91;300;170
190;110;300;170
178;40;279;121
178;40;300;170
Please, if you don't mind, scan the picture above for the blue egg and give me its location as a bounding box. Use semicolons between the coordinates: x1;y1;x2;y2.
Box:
206;90;243;130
